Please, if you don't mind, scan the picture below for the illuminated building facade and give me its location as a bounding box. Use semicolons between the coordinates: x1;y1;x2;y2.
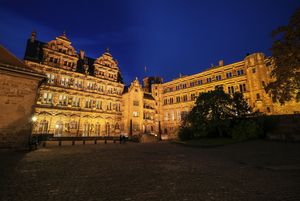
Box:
23;32;299;138
154;53;300;138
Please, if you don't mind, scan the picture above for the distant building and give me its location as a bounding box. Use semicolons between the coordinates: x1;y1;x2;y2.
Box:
0;44;44;148
21;31;300;139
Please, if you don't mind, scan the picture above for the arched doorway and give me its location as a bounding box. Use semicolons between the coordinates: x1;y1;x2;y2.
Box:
55;121;63;136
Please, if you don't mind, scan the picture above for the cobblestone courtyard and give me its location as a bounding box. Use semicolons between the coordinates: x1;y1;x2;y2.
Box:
0;140;299;201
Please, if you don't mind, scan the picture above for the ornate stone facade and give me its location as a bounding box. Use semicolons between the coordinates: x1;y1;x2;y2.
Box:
24;32;124;136
23;32;300;139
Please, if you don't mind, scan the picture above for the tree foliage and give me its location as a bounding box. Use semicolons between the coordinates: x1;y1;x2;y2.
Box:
266;7;300;104
182;87;254;138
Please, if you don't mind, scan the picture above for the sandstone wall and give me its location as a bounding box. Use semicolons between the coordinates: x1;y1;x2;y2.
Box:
0;72;40;148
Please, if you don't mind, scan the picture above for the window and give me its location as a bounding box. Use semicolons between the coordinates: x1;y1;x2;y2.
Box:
170;111;175;121
216;75;222;81
133;101;139;106
176;96;180;103
252;68;256;73
96;100;102;109
42;92;52;104
170;97;174;104
70;121;78;129
74;79;82;88
176;85;180;90
191;93;196;101
237;69;244;76
59;94;68;106
46;74;55;84
85;99;92;108
226;72;232;78
183;95;188;102
267;107;271;113
72;97;80;107
228;86;235;94
87;82;94;90
182;84;187;89
164;99;167;105
107;102;112;110
177;110;181;121
239;84;246;93
61;76;69;86
198;80;203;85
190;82;195;87
164;112;168;121
133;111;139;117
256;93;261;100
206;77;212;83
98;85;104;92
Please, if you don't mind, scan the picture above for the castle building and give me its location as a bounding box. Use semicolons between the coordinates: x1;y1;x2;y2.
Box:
24;32;124;136
154;53;300;138
23;32;300;139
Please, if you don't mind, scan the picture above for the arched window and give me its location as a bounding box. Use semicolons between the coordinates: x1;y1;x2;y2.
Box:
95;123;101;136
38;120;48;133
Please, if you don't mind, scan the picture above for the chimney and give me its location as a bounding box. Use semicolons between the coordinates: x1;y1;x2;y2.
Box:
219;60;224;67
31;31;36;43
79;50;85;60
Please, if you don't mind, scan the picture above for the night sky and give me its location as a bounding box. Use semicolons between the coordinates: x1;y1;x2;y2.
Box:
0;0;299;84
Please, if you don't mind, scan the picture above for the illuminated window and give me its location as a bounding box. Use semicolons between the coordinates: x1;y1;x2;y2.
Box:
133;111;139;117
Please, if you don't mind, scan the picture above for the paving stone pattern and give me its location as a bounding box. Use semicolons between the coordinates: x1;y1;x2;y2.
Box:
0;140;299;201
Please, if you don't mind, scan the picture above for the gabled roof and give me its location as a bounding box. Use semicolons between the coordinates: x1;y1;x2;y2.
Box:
23;39;95;75
0;44;28;68
0;44;45;78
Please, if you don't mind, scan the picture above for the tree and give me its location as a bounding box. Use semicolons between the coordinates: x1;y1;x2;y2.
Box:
266;7;300;104
182;88;255;138
187;87;233;137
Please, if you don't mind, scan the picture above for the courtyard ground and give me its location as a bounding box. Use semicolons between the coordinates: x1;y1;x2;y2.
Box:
0;140;299;201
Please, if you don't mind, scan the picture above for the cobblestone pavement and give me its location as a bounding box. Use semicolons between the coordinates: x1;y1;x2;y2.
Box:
0;140;299;201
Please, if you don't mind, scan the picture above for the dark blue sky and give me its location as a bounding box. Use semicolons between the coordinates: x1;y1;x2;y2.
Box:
0;0;299;84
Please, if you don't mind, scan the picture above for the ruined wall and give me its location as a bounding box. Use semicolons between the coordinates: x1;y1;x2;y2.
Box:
0;72;40;148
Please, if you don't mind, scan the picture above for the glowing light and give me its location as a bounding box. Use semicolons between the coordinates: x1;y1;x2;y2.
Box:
32;116;37;122
55;124;59;128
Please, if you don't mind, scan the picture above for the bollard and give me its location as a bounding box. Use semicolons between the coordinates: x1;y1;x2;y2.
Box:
94;139;97;144
72;140;75;145
58;141;61;146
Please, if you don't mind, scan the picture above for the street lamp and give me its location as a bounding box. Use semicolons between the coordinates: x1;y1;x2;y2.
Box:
32;116;37;122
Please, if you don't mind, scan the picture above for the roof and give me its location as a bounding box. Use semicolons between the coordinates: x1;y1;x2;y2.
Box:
0;44;45;78
144;93;155;100
0;44;28;68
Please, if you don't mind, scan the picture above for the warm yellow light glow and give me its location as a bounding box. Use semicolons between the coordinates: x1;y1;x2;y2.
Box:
32;116;37;122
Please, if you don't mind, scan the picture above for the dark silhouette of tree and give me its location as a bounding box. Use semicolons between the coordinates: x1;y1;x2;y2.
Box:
183;88;254;138
266;7;300;104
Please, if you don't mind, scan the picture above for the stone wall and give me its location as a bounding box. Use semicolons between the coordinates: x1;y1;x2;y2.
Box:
0;72;41;148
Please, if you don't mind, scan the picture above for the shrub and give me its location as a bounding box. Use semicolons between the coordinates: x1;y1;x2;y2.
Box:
178;127;194;141
231;120;261;141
